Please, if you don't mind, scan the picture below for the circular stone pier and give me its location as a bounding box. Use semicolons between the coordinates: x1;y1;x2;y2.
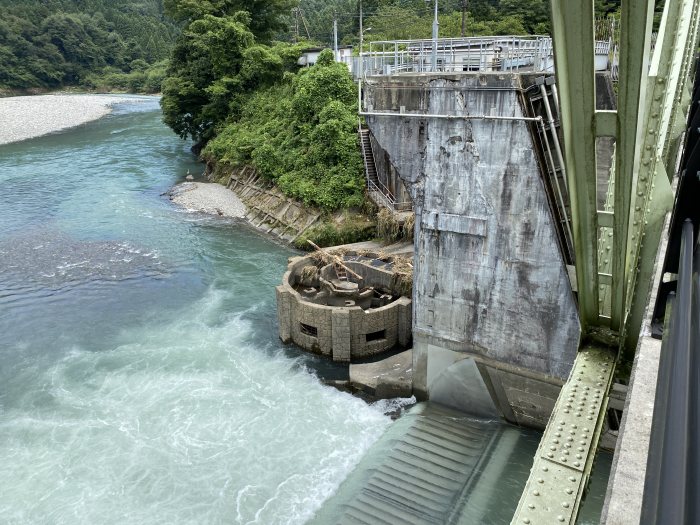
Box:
276;250;413;362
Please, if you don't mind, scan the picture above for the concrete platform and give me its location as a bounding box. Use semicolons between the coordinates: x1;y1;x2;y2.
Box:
350;350;413;398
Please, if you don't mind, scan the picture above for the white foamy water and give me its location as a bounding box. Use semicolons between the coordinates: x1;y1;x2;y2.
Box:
0;98;394;524
0;289;391;524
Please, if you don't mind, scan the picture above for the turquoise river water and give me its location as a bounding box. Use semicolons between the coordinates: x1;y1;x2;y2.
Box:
0;97;610;524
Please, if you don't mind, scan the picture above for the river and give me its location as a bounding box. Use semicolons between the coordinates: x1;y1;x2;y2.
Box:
0;97;610;524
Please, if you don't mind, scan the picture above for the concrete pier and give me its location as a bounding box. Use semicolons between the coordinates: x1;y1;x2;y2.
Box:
364;73;580;427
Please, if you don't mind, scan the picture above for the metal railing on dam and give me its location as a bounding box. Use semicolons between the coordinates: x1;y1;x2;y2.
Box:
349;35;612;78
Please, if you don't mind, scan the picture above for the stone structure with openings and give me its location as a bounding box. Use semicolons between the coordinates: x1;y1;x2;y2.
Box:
276;250;412;362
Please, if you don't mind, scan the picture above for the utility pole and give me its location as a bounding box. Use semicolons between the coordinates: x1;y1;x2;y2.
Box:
359;0;363;52
461;0;468;38
333;16;339;62
293;8;299;43
431;0;439;71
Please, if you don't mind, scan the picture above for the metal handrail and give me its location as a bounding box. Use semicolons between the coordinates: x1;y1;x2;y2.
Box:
359;124;411;212
641;219;699;524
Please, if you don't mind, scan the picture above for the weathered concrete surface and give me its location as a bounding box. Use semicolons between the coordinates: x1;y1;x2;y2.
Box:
349;350;413;398
364;73;580;425
277;255;412;362
601;337;660;524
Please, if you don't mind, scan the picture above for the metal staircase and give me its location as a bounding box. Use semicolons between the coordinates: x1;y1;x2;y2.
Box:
524;76;576;265
359;126;406;211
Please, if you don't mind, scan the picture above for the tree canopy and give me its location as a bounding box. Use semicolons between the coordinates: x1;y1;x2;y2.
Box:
161;11;303;143
0;0;178;92
164;0;296;41
204;50;365;210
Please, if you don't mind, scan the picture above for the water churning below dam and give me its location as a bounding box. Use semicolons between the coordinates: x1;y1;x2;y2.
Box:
0;98;608;524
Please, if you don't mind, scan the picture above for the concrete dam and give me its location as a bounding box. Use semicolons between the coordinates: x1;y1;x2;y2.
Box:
302;1;700;520
362;72;587;425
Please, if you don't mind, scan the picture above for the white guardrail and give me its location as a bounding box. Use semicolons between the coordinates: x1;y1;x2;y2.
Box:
346;35;613;79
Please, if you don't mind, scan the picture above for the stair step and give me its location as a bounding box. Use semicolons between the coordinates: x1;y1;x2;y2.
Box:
339;505;393;525
383;455;463;485
354;494;441;525
363;485;447;522
365;478;451;511
371;470;453;502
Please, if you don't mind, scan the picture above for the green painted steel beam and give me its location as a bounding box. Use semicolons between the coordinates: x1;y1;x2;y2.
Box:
511;347;616;525
622;0;700;356
549;0;600;330
611;0;656;332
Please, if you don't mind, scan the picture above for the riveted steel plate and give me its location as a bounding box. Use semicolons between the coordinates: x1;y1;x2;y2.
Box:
513;461;582;524
511;347;615;524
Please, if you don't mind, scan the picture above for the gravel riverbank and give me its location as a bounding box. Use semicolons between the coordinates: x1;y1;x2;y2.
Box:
0;94;145;145
169;182;248;218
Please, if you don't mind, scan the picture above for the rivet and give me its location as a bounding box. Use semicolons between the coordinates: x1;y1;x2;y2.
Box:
542;466;549;472
574;461;581;467
528;504;535;510
569;477;576;482
561;457;568;462
562;502;570;508
523;518;531;524
533;490;540;496
558;515;565;522
566;488;573;494
538;478;545;484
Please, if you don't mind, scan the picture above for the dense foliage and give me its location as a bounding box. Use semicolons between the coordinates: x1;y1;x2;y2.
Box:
160;1;298;143
0;0;178;93
293;0;622;46
204;50;365;210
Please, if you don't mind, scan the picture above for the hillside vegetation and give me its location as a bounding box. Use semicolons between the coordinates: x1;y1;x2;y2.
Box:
0;0;178;93
203;50;364;210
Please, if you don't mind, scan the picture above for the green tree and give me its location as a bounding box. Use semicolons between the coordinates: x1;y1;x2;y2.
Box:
204;49;365;210
163;0;296;41
0;0;179;92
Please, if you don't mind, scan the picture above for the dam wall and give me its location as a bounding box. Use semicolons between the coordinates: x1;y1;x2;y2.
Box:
364;73;580;427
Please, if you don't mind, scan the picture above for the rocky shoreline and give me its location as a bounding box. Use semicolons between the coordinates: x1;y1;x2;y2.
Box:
0;94;145;145
168;182;247;218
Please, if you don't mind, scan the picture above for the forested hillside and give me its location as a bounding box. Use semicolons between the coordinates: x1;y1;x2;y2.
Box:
0;0;178;93
292;0;621;47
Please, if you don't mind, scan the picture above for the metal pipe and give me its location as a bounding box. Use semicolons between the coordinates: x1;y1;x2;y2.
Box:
642;219;695;524
535;116;574;259
539;83;569;195
359;110;543;122
431;0;439;72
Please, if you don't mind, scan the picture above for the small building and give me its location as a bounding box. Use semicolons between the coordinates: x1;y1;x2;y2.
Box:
298;46;356;75
276;250;412;362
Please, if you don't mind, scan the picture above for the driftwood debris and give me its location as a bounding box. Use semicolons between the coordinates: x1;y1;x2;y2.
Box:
307;240;364;281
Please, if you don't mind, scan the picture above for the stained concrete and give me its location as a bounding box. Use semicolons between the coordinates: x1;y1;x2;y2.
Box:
364;73;580;426
349;350;413;398
277;254;412;362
